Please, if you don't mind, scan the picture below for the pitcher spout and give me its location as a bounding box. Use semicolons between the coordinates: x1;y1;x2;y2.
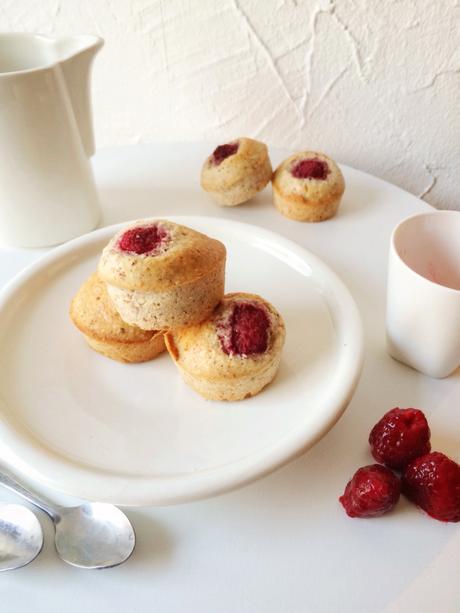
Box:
57;36;103;157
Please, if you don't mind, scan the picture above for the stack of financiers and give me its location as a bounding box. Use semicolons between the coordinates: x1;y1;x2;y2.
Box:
70;219;285;401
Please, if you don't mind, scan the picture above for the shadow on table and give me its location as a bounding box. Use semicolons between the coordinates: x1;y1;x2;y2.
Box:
97;180;373;227
339;181;380;219
97;184;272;226
123;510;174;567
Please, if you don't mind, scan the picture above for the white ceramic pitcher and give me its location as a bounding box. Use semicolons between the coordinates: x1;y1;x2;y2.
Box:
0;33;103;247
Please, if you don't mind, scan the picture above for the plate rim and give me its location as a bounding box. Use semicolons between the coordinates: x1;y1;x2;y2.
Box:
0;216;364;506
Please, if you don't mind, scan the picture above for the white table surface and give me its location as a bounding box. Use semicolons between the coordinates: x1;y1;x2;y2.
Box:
1;143;459;613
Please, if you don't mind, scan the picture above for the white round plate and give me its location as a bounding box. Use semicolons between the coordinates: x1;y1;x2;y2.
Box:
0;216;363;506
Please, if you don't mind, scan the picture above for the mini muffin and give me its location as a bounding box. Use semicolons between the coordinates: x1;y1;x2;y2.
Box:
98;219;226;330
272;151;345;221
201;137;273;206
165;292;285;401
70;273;165;363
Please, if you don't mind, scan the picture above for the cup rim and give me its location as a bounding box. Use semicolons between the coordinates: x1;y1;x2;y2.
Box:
390;210;460;295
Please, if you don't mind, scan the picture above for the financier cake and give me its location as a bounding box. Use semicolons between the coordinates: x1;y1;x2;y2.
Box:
272;151;345;222
98;219;226;330
70;273;165;363
165;292;285;401
201;137;273;206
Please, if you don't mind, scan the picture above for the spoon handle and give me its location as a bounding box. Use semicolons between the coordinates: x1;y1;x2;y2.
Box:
0;471;59;521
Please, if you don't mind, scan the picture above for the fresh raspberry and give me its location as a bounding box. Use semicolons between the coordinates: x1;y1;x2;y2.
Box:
218;303;270;356
291;159;329;180
340;464;401;518
211;142;239;166
369;408;431;470
402;452;460;522
118;224;169;255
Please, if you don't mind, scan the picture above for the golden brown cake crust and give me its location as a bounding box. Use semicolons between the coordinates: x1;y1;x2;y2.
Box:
272;151;345;222
165;292;285;401
105;261;225;331
70;273;165;363
98;220;226;292
201;138;273;206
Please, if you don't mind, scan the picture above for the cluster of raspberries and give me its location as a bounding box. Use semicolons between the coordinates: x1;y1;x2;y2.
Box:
340;408;460;522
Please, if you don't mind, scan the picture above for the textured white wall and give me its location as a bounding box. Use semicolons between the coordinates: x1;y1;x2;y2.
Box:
2;0;459;209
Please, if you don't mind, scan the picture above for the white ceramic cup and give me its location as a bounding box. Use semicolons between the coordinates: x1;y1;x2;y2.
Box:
386;210;460;378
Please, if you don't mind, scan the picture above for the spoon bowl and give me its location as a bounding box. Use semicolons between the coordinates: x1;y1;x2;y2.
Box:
55;503;135;569
0;471;135;569
0;503;43;571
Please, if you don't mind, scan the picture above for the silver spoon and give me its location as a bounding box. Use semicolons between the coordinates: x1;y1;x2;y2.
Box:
0;472;135;569
0;503;43;571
